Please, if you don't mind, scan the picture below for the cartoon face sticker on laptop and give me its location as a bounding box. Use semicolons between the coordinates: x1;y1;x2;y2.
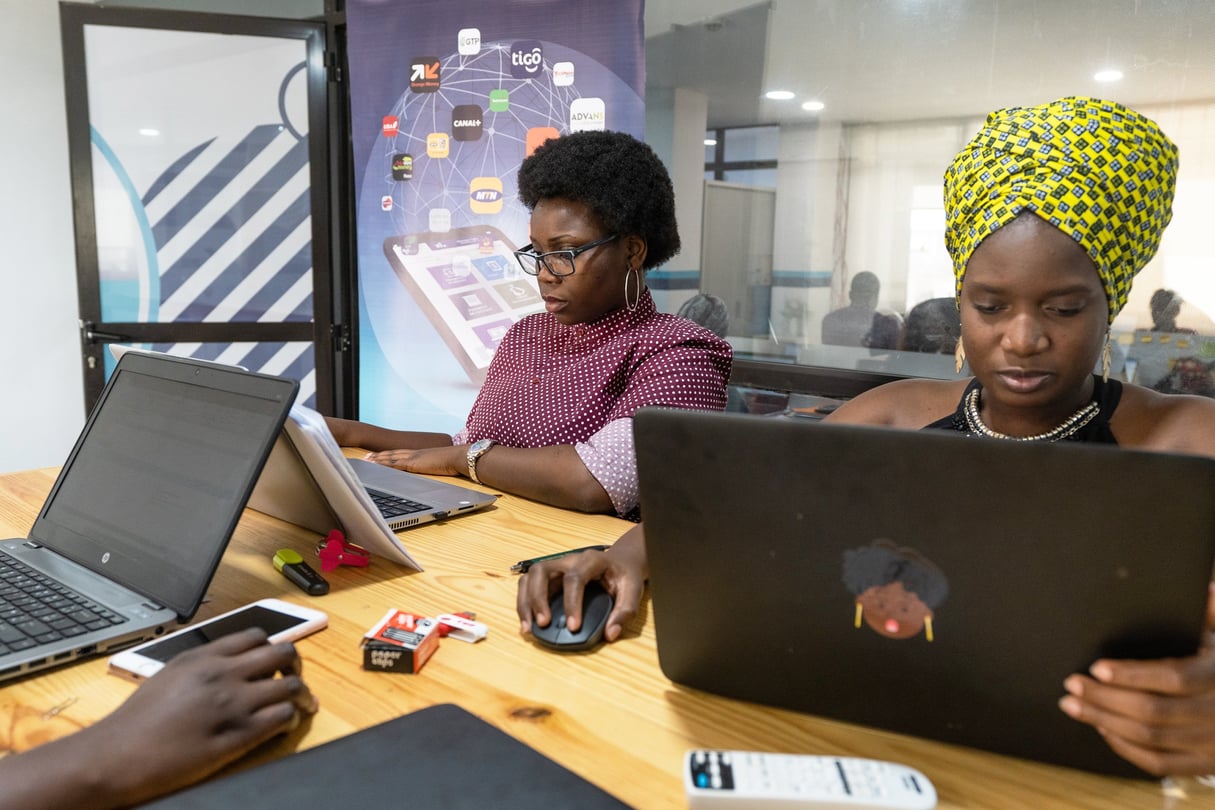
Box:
843;540;949;642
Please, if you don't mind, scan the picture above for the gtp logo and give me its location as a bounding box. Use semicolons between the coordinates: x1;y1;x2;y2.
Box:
469;177;504;214
510;40;543;78
458;28;480;55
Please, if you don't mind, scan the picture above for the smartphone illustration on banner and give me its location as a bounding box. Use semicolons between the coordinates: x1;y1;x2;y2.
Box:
383;226;543;383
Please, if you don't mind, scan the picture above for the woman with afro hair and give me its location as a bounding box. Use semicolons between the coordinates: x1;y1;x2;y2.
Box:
328;131;732;518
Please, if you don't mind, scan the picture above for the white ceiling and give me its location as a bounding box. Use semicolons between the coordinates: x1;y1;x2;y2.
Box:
645;0;1215;129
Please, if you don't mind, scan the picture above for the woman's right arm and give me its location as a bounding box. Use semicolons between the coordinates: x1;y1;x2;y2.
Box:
324;416;454;452
517;523;648;643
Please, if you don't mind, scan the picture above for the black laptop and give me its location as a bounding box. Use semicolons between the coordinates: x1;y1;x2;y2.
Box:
0;352;296;681
635;408;1215;778
140;704;627;808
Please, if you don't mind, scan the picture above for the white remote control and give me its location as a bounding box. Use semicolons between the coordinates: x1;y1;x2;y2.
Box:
684;750;937;809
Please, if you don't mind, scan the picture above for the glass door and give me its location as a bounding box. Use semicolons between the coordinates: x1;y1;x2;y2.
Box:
60;4;337;411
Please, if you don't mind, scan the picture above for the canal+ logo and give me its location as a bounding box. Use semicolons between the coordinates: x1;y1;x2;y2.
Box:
452;105;483;142
510;40;543;79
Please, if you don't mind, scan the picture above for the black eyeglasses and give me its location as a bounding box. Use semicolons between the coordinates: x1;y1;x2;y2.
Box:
513;234;618;277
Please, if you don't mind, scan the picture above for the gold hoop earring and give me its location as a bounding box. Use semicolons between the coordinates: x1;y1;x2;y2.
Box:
954;338;967;374
623;266;641;312
854;602;863;628
924;615;934;642
1102;330;1112;383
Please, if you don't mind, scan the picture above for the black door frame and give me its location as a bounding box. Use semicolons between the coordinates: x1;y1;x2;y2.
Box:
60;2;352;414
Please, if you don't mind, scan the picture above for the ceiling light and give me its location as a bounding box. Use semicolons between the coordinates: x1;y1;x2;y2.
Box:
1094;69;1123;83
801;100;825;112
765;90;795;101
704;138;718;146
138;128;160;137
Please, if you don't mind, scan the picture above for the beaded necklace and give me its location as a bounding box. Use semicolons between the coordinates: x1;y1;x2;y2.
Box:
962;387;1100;442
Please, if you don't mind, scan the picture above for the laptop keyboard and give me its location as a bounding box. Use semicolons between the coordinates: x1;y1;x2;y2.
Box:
366;489;431;518
0;550;126;655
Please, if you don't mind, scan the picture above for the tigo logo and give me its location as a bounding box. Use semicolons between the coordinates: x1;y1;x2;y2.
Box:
552;61;575;87
469;177;504;214
489;89;509;113
510;40;543;78
458;28;481;55
410;57;440;93
382;116;399;138
569;98;606;132
526;126;560;157
452;105;484;141
427;133;450;158
381;195;393;212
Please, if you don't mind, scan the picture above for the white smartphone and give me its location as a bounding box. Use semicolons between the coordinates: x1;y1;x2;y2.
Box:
382;225;544;383
107;598;328;681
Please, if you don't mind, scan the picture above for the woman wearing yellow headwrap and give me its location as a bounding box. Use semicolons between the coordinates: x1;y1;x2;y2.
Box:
519;98;1215;775
827;97;1215;776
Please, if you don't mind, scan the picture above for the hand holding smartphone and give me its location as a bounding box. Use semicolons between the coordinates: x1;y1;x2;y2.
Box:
108;598;328;681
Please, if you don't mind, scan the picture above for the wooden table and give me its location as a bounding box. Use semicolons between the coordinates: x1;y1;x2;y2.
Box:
0;467;1184;808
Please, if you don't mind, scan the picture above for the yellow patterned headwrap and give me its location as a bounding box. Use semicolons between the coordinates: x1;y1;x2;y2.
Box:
944;97;1178;323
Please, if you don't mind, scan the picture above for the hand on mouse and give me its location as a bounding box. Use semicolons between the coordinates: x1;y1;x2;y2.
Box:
516;523;648;642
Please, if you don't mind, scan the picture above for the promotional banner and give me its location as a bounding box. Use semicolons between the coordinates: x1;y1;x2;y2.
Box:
346;0;645;432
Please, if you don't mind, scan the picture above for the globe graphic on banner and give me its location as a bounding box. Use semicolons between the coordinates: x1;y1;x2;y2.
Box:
361;39;628;252
355;38;638;417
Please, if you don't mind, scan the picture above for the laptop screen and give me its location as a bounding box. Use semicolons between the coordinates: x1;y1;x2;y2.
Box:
32;356;296;617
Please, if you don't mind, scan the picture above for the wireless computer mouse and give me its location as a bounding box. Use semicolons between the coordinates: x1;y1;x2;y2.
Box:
531;580;614;652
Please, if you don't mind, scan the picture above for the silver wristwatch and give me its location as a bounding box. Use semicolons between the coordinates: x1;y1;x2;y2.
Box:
466;438;497;483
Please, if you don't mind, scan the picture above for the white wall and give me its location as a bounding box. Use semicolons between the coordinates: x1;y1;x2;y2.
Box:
0;0;84;473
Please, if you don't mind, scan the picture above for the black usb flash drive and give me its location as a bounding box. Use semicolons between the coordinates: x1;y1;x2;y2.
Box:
273;548;329;596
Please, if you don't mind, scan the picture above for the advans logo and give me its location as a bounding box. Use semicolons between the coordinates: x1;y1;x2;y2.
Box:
510;40;543;79
570;98;606;132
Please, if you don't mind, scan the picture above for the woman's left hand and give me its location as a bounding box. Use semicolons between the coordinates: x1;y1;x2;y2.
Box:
1059;584;1215;775
365;446;464;477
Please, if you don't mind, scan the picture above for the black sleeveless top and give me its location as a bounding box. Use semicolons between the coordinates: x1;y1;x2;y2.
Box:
922;375;1122;444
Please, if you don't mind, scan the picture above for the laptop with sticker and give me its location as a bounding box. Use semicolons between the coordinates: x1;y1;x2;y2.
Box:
0;352;296;682
635;408;1215;778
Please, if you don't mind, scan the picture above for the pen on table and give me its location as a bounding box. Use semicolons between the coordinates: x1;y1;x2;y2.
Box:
511;545;609;574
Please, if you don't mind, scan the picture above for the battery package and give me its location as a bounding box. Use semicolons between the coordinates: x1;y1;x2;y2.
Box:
361;609;440;674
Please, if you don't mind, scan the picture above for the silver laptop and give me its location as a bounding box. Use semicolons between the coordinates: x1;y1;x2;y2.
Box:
635;408;1215;779
0;352;297;682
247;406;497;570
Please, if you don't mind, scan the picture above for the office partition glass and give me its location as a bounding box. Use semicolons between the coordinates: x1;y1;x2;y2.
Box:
643;0;1215;401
